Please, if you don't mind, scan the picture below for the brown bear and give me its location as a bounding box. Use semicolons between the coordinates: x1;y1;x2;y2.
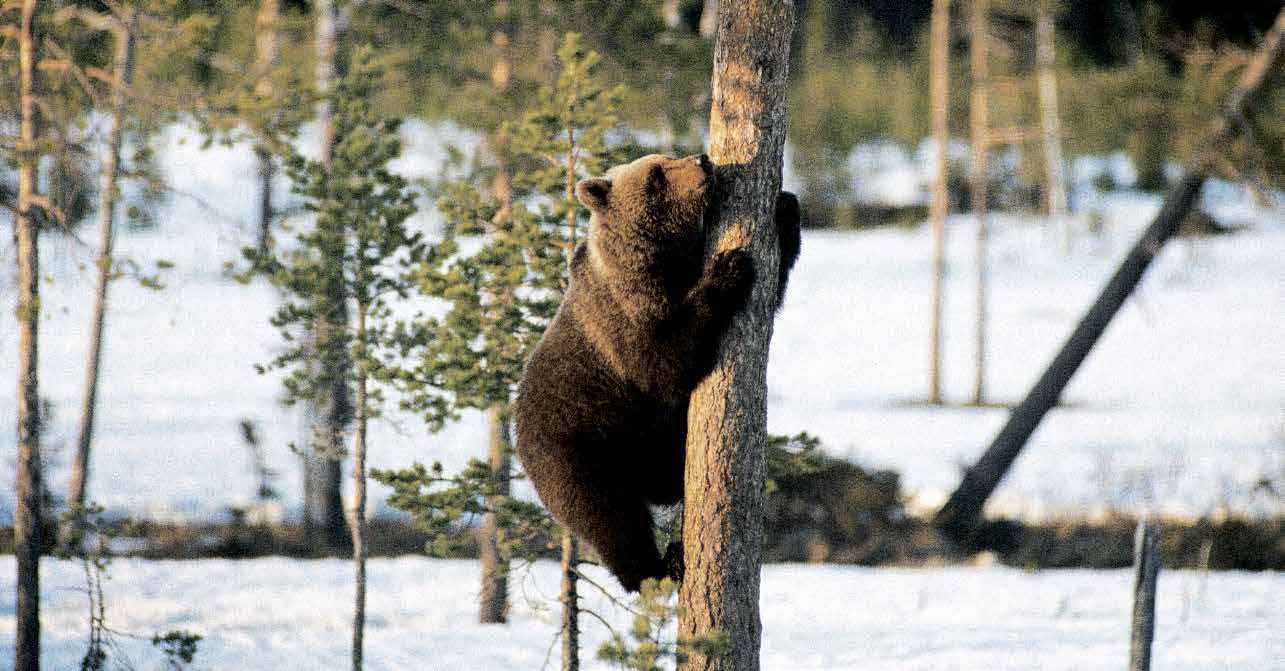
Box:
513;153;800;592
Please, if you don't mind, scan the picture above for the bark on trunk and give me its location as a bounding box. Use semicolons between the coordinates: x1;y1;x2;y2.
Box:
1035;2;1069;252
934;8;1285;545
349;302;369;671
304;0;350;555
478;405;511;624
478;29;514;623
253;0;280;253
67;8;137;541
928;0;950;405
14;1;43;669
678;3;793;670
968;0;990;407
559;530;580;671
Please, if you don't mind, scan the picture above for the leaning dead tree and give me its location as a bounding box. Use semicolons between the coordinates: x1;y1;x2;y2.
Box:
935;7;1285;546
679;2;794;670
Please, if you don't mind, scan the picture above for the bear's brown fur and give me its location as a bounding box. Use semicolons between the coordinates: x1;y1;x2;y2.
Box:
514;153;800;592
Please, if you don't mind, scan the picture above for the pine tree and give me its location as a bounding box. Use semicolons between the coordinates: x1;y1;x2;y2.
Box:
245;47;419;671
372;32;624;650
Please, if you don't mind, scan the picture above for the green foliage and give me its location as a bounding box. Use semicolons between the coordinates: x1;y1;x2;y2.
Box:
373;459;556;560
245;47;420;419
372;31;627;570
151;630;203;670
596;578;730;671
763;434;905;564
195;0;312;155
381;32;624;430
765;432;827;495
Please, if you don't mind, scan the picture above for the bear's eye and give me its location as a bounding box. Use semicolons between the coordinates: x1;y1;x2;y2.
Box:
645;164;666;195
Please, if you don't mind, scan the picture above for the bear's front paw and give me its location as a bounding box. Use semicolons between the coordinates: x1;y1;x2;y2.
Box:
708;249;756;303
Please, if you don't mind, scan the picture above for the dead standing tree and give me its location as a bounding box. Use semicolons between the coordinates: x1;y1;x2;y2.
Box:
935;7;1285;547
678;2;794;670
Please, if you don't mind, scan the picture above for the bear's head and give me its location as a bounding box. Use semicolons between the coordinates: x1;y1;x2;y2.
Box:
576;153;714;271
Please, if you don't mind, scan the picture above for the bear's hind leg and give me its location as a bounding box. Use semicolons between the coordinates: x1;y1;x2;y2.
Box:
564;487;665;593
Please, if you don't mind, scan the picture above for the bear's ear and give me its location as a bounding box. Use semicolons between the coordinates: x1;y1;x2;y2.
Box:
645;163;666;195
576;178;611;212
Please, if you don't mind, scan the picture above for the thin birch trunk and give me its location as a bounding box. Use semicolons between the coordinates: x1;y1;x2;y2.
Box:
15;1;43;668
928;0;950;405
1035;2;1069;252
349;300;369;671
969;0;989;407
67;8;137;540
934;8;1285;545
679;2;793;669
254;0;280;253
559;530;580;671
478;405;511;623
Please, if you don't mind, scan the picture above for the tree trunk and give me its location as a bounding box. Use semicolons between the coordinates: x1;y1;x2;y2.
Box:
253;0;280;253
478;27;515;623
678;3;793;670
934;8;1285;546
698;0;719;40
304;0;350;555
67;8;137;543
968;0;989;407
349;301;369;671
1129;520;1160;671
478;405;511;624
1035;2;1069;252
14;1;43;669
928;0;950;405
559;530;580;671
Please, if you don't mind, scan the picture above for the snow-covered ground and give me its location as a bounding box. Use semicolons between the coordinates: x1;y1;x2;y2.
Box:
2;557;1282;670
0;122;1283;524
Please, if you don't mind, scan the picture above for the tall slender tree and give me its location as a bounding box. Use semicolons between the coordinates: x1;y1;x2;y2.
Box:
678;2;794;670
249;47;418;670
968;0;990;407
13;1;42;663
253;0;280;253
303;0;360;555
14;2;44;668
65;4;137;544
928;0;950;405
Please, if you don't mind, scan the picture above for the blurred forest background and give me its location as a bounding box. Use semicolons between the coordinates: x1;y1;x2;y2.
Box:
3;0;1283;230
2;0;1282;569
